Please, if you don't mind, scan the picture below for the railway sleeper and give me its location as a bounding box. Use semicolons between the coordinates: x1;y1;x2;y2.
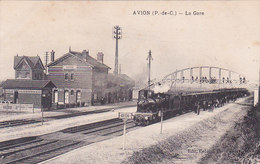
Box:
3;140;80;164
0;140;58;158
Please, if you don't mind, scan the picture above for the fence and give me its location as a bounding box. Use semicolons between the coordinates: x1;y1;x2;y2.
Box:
0;103;34;113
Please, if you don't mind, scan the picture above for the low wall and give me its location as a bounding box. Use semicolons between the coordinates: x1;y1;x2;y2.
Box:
0;103;34;113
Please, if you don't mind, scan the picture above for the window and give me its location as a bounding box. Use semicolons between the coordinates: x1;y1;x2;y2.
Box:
71;90;74;96
64;90;69;104
65;73;69;80
17;72;22;78
39;74;42;80
25;72;30;78
94;93;97;100
76;91;81;103
71;73;74;80
54;91;58;103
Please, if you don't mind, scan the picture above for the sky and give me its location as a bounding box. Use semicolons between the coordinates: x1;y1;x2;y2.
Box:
0;1;259;84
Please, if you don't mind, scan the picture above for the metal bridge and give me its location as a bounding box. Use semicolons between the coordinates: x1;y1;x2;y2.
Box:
152;66;248;93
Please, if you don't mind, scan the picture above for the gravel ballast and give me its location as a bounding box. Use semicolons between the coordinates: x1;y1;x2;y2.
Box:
43;97;251;164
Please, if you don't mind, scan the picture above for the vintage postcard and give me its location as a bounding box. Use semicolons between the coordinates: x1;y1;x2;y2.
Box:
0;1;259;164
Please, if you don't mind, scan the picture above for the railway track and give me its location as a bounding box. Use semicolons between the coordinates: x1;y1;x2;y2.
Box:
0;104;136;129
0;101;237;163
0;119;41;129
45;104;136;120
61;118;122;133
1;139;82;164
0;118;138;164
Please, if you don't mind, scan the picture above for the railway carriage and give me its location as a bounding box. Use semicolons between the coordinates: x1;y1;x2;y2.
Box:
133;88;249;126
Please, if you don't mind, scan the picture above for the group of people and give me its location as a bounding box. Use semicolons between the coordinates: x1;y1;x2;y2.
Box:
194;94;239;115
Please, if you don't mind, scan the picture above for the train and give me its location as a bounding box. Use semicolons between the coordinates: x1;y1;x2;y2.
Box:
133;88;249;126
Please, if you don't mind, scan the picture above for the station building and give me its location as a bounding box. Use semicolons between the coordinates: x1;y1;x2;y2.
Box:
0;55;56;108
47;49;135;107
0;50;135;109
13;55;46;80
106;73;135;104
1;79;56;108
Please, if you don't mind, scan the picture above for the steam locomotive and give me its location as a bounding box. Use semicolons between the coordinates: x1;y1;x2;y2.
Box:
133;88;249;126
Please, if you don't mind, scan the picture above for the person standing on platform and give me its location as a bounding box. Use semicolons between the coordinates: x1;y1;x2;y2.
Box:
197;101;201;115
203;100;207;111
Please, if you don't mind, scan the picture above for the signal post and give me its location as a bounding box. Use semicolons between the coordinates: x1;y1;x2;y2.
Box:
118;112;133;150
159;109;163;134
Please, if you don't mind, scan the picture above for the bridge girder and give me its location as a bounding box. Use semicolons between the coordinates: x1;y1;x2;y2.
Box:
162;66;246;85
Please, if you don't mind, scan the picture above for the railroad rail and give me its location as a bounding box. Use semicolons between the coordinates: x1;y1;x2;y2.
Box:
0;104;136;129
1;96;236;163
0;118;138;164
0;96;241;164
0;119;41;129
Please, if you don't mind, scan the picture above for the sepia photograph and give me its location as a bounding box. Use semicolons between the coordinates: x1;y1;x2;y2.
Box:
0;1;259;163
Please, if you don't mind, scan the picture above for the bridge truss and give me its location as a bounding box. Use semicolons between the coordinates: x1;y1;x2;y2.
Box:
152;66;248;93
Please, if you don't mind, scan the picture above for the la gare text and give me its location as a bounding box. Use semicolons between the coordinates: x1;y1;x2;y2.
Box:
132;10;204;16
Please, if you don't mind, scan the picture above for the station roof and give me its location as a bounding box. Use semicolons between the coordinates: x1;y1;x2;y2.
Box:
47;50;110;69
0;79;56;90
108;73;135;87
14;56;45;69
70;51;110;69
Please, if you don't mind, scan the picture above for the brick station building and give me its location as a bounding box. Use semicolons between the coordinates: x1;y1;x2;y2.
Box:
1;79;56;108
47;49;134;107
0;55;56;109
0;50;134;109
13;55;46;80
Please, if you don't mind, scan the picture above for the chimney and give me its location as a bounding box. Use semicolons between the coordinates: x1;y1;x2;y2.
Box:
82;50;89;61
51;50;55;62
97;52;104;64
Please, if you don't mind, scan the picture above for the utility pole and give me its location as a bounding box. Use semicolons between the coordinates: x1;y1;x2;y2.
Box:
113;25;122;75
44;52;49;74
147;50;153;89
44;52;49;68
119;64;121;74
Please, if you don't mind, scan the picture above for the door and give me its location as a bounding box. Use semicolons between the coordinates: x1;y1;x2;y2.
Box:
14;91;18;103
42;90;52;109
76;91;81;103
64;90;69;104
54;91;58;103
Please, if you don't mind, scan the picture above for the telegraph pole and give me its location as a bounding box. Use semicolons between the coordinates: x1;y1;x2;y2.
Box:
147;50;153;89
44;52;49;74
44;52;49;68
113;25;122;75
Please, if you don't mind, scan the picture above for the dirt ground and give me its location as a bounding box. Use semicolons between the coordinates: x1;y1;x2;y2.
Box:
199;99;260;164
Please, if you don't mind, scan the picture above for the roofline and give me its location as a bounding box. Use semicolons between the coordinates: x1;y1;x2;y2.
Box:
47;52;95;68
42;80;56;88
1;79;56;89
36;57;46;70
14;56;45;70
48;51;111;69
14;56;25;69
47;53;71;67
69;52;95;68
14;56;32;70
70;51;111;69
